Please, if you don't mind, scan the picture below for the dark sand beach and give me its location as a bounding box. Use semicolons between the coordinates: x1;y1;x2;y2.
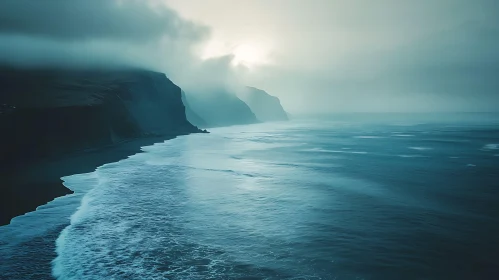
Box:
0;135;178;226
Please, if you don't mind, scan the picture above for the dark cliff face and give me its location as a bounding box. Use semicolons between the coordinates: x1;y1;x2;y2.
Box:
0;68;206;225
238;87;288;122
181;90;208;128
0;68;199;167
185;90;259;128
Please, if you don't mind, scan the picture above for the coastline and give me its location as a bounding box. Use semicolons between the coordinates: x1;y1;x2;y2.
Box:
0;134;189;226
1;134;193;280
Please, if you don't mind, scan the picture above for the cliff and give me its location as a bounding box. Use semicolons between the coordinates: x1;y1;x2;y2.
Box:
0;68;201;225
184;90;259;127
237;87;288;122
181;90;208;128
0;68;200;165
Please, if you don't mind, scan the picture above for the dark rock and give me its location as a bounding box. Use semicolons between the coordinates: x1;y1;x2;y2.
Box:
184;90;259;127
0;68;200;166
181;90;208;128
0;67;201;225
238;86;288;122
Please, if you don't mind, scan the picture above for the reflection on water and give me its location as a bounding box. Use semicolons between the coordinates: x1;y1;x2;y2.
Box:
2;115;499;280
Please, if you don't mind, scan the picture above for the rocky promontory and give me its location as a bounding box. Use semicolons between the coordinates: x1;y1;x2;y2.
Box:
0;68;202;225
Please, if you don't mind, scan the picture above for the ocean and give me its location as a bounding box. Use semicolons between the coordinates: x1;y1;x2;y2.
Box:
1;114;499;279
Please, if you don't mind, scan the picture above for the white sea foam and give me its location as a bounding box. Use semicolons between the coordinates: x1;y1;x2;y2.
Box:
0;193;77;250
52;126;392;279
409;147;433;151
44;121;498;280
306;148;367;154
0;172;97;248
393;134;415;137
354;136;383;139
0;172;99;280
51;132;332;279
398;155;427;158
52;157;177;279
483;144;499;150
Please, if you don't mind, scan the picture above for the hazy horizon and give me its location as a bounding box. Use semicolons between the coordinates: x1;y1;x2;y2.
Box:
0;0;498;114
1;3;499;278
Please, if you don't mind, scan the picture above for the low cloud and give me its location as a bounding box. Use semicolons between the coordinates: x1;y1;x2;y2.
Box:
0;0;208;42
1;0;498;113
0;0;241;94
245;21;499;113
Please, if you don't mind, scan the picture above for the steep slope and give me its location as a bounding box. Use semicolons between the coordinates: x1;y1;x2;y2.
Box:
0;68;199;165
181;90;208;128
0;68;201;224
238;87;288;122
185;90;259;127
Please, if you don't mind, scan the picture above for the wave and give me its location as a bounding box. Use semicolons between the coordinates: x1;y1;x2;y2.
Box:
397;154;428;158
392;134;415;137
483;143;499;150
45;120;499;280
51;172;103;279
409;147;433;151
354;136;384;139
304;148;368;154
49;145;287;279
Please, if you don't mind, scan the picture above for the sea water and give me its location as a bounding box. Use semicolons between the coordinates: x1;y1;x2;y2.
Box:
1;115;499;279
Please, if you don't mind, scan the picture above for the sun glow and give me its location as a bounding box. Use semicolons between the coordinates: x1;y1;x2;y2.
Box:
201;40;269;69
231;44;267;68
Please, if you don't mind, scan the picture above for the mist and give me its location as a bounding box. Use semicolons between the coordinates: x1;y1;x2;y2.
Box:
0;0;243;95
1;0;498;113
168;0;499;113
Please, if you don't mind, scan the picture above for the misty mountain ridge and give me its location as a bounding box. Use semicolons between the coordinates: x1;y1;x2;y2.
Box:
0;66;288;223
0;67;203;223
0;68;202;164
184;89;260;128
0;67;289;163
181;90;208;128
238;86;288;122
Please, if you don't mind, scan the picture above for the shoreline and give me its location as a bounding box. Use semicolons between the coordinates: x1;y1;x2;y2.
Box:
0;134;189;226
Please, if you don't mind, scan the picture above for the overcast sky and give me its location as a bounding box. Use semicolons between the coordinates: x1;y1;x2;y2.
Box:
0;0;498;113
